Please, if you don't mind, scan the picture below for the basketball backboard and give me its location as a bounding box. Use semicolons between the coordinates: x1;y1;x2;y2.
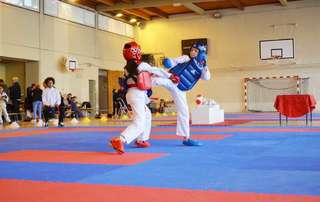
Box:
259;38;294;60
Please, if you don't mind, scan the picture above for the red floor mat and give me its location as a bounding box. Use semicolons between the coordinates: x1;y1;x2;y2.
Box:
0;150;166;165
0;128;122;138
1;179;319;202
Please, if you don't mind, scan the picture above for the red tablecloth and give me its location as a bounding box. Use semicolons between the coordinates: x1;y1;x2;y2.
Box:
274;94;317;117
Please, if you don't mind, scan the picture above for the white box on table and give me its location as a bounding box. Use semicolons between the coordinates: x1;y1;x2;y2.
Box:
191;105;224;124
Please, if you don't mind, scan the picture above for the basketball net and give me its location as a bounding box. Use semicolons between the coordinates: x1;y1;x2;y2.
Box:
271;55;282;65
68;67;82;73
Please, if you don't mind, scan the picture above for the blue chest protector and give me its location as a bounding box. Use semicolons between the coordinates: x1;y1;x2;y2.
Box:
169;59;203;91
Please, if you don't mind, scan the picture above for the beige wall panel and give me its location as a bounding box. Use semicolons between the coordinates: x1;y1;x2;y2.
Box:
0;3;132;107
1;44;39;61
41;16;96;58
0;3;3;55
136;3;320;112
39;50;99;103
96;31;131;70
25;61;39;86
1;3;39;50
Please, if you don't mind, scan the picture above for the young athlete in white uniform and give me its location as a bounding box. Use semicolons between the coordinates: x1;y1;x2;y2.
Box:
110;42;173;154
0;85;11;125
152;42;211;146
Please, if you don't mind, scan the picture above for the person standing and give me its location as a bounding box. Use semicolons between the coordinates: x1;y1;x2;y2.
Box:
26;83;36;120
0;79;9;95
32;84;43;125
154;42;211;146
0;85;11;125
58;93;67;127
9;77;21;122
110;42;173;154
112;89;119;117
109;60;153;154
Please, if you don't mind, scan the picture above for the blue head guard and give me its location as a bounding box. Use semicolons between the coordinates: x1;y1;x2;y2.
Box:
191;42;207;65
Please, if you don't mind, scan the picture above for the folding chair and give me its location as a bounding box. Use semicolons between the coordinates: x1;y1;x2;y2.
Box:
116;98;129;119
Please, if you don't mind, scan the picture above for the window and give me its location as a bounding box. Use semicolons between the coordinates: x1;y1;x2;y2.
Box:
83;10;95;28
98;14;134;38
44;0;96;28
43;0;58;16
125;24;134;38
24;0;38;10
1;0;39;11
43;0;134;37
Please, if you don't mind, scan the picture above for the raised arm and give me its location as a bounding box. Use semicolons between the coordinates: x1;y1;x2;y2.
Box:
163;55;190;68
201;66;211;80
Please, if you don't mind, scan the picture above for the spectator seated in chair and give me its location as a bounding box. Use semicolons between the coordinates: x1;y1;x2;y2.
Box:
70;96;81;119
42;77;61;127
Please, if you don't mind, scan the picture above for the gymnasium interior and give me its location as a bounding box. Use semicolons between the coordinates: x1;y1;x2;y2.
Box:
0;0;320;201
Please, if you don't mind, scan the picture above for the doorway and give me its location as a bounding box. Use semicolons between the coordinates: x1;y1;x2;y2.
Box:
0;57;39;97
89;80;97;113
98;69;108;114
107;70;123;114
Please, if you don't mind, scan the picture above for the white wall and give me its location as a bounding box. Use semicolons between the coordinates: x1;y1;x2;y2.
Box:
0;3;40;60
2;1;320;112
0;2;132;109
136;0;320;112
0;3;3;56
38;15;130;104
25;61;39;86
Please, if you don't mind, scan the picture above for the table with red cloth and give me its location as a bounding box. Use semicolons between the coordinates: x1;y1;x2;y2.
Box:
274;94;317;125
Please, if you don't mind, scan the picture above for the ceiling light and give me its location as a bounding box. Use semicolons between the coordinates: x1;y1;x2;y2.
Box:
173;3;182;7
136;21;146;29
129;18;137;23
115;13;123;17
212;11;222;19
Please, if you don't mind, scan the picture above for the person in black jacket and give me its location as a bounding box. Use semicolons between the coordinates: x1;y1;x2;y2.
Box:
25;83;36;120
58;94;68;127
9;77;21;122
117;86;127;106
112;89;118;117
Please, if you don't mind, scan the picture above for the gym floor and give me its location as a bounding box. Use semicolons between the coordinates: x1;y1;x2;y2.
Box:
0;112;320;202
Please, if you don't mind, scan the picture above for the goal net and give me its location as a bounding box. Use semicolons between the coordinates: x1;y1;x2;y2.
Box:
245;76;302;112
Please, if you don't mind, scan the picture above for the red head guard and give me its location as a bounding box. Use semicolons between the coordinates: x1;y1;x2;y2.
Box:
123;41;142;63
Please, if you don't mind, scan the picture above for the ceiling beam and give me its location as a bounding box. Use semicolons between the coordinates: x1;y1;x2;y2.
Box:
120;0;133;3
278;0;288;6
123;9;151;20
141;7;169;18
97;0;221;12
227;0;244;10
182;3;205;15
96;0;114;6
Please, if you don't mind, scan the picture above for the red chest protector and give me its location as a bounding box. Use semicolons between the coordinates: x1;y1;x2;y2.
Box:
136;71;152;90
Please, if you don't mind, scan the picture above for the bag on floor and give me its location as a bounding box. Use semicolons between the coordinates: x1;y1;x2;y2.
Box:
26;110;32;119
